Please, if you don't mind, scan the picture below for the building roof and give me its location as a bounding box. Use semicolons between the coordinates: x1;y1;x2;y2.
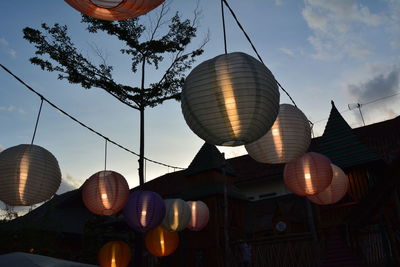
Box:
313;101;381;168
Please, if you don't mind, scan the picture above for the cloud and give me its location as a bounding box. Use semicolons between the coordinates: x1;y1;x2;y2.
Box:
0;145;4;152
0;105;25;114
348;65;400;102
279;47;295;56
302;0;382;60
0;37;16;58
57;173;82;194
274;0;283;6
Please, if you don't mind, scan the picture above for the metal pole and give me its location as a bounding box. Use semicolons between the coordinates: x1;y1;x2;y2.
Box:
222;153;230;267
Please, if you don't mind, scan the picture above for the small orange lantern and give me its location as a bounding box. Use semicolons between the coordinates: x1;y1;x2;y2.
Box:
145;226;179;257
307;164;349;205
82;170;129;215
65;0;165;21
98;241;131;267
284;152;333;196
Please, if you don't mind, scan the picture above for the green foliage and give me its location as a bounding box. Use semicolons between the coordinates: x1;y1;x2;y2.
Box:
23;5;206;109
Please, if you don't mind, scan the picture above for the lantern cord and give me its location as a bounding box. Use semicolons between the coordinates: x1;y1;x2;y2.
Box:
221;0;228;55
104;138;108;170
31;98;44;145
0;63;185;171
221;0;298;108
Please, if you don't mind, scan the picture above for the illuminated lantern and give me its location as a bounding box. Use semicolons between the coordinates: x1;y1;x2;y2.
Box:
187;201;209;231
82;170;129;216
181;52;280;146
145;226;179;257
284;152;333;196
0;144;61;206
307;164;349;205
65;0;164;21
245;104;311;164
123;190;165;233
98;241;131;267
162;199;191;232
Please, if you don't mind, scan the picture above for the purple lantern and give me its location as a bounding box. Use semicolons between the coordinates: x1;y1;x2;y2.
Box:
123;190;166;233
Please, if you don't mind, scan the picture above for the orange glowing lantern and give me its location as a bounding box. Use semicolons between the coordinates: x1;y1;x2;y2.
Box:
98;241;131;267
307;164;349;205
0;144;61;206
65;0;165;21
187;201;209;231
145;226;179;257
82;170;129;215
284;152;333;196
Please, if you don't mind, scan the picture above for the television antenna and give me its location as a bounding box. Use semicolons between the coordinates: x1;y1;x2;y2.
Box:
348;103;365;126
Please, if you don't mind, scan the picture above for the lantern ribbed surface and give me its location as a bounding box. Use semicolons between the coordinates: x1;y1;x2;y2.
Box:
65;0;164;21
187;201;209;231
98;241;131;267
0;144;61;206
307;164;349;205
245;104;311;164
162;199;191;232
82;170;129;216
181;52;280;146
284;152;333;196
145;226;179;257
123;190;166;233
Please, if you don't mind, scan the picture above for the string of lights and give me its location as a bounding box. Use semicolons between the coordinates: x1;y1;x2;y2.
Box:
0;63;185;170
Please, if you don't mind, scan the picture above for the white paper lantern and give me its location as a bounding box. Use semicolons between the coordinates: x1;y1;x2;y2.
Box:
245;104;311;164
0;144;61;206
307;164;349;205
187;201;209;231
181;52;280;146
162;199;191;232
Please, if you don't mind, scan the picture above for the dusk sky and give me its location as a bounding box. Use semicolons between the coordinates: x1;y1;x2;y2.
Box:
1;0;399;199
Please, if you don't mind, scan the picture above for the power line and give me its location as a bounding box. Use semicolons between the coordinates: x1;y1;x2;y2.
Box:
0;63;185;170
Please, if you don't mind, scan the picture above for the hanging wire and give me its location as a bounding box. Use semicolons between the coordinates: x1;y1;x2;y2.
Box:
104;138;108;170
31;98;44;145
0;63;185;170
221;0;298;107
221;0;228;55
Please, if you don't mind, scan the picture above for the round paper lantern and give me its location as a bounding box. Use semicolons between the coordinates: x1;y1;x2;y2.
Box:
162;199;191;232
245;104;311;164
145;226;179;257
82;170;129;216
123;190;166;233
181;52;280;146
0;144;61;206
283;152;333;196
307;164;349;205
98;241;131;267
65;0;164;21
187;201;209;231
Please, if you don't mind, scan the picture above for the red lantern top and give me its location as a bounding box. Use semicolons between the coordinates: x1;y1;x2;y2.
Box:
284;152;333;196
82;170;129;215
65;0;165;21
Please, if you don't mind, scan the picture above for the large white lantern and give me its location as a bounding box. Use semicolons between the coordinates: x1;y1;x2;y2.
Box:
162;199;191;232
245;104;311;164
307;164;349;205
0;144;61;206
181;52;280;146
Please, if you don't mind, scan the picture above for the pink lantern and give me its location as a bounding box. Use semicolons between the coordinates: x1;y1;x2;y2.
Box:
284;152;333;196
187;201;209;231
82;170;129;215
307;164;349;205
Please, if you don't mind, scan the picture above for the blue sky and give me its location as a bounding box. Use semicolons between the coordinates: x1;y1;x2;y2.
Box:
1;0;399;198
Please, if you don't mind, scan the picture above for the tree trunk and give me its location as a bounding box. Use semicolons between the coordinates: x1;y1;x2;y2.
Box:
138;106;145;185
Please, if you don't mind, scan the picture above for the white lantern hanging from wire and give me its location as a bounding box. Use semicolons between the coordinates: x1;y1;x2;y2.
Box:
0;144;61;206
245;104;311;164
65;0;165;21
187;201;210;231
162;199;191;232
307;164;349;205
181;52;280;146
